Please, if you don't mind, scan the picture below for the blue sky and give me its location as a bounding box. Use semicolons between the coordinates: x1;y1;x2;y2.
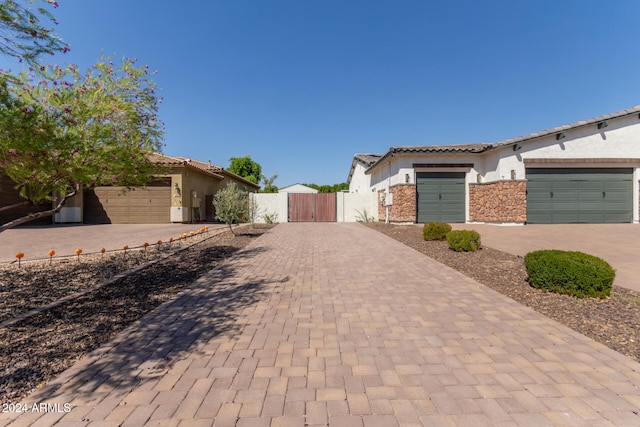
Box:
3;1;640;187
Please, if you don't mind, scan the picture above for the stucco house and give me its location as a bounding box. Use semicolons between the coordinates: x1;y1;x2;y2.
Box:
6;153;259;225
74;154;260;224
348;105;640;224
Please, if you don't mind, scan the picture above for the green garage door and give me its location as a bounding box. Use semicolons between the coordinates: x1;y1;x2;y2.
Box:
416;172;465;223
526;168;632;224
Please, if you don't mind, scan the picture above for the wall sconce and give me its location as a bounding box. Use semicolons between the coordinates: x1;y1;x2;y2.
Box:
510;170;516;180
597;121;608;129
405;173;410;183
556;132;566;140
513;143;522;151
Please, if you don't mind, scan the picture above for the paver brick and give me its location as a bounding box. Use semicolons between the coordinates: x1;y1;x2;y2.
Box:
2;223;640;427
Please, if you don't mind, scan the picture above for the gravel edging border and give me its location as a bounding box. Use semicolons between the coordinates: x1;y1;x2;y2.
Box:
0;225;239;329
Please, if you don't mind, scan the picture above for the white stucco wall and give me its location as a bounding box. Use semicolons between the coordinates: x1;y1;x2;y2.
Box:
250;192;377;223
486;114;640;182
251;193;288;224
348;162;372;193
368;153;481;190
337;192;378;222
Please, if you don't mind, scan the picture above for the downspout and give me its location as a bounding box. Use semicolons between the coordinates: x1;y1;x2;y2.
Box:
385;159;391;223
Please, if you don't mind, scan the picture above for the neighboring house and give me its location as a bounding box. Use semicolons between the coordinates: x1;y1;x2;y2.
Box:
348;105;640;224
60;153;260;224
347;154;383;194
0;175;52;226
278;183;319;193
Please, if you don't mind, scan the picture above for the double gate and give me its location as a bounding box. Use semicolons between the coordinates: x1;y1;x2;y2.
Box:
288;193;337;222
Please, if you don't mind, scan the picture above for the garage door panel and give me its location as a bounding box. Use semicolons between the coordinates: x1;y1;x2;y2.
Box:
416;172;465;223
85;184;171;224
526;168;632;224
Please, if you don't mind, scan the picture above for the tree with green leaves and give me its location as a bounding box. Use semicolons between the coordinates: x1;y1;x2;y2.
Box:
0;56;164;232
213;182;249;236
260;173;278;193
227;155;262;184
303;182;349;193
0;0;69;66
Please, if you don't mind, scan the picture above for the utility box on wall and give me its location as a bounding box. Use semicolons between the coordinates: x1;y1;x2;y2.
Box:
171;207;189;223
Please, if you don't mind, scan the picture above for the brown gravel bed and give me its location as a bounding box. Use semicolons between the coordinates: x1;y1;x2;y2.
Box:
365;222;640;364
0;225;272;404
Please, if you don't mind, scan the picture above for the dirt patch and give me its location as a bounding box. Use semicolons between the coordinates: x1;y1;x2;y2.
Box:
0;225;273;404
365;222;640;363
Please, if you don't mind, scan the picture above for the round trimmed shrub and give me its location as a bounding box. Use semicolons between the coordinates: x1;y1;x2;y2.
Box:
423;221;452;241
445;230;481;252
524;250;615;298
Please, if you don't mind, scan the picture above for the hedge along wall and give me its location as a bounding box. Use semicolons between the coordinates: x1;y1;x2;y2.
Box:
469;180;527;223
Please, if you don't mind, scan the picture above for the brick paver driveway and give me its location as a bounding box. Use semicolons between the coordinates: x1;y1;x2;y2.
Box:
2;223;639;426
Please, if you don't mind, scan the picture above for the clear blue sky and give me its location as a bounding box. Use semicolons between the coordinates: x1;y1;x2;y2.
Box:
3;1;640;187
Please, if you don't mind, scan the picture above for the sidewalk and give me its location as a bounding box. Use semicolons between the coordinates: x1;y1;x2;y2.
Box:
1;223;639;426
0;223;227;263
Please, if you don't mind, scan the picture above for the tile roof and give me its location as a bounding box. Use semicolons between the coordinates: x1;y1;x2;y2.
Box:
150;153;225;179
388;144;493;154
493;104;640;148
363;104;640;174
353;154;383;166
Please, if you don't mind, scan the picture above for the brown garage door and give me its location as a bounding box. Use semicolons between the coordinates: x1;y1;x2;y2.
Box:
0;175;52;226
84;182;171;224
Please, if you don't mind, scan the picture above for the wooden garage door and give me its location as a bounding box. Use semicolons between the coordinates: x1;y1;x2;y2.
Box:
526;168;632;223
416;172;466;223
84;182;171;224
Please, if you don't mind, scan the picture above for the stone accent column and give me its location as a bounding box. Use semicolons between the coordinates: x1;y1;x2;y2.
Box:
469;180;527;223
388;184;416;223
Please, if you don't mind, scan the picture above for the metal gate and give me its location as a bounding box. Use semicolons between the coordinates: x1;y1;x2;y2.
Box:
288;193;337;222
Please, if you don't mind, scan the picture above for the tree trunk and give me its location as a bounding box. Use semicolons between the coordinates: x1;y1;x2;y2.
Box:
0;201;29;213
0;191;76;233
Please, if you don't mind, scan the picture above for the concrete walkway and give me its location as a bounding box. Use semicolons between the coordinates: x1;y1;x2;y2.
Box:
1;223;639;426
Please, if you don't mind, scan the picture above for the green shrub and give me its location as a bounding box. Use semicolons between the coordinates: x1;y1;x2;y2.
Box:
445;230;481;252
524;250;615;298
423;222;452;241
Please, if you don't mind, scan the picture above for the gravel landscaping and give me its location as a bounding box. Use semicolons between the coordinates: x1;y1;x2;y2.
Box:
0;225;272;404
365;222;640;364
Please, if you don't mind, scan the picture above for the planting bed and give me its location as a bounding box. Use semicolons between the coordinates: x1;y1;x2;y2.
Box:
365;222;640;365
0;225;272;404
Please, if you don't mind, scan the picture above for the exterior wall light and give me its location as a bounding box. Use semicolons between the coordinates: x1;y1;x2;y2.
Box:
556;132;566;140
597;121;608;129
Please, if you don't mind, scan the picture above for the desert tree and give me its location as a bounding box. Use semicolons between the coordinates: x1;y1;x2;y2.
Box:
0;56;164;232
0;0;69;66
213;182;250;236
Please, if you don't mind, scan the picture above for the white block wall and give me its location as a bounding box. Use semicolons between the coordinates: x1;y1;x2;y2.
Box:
251;192;378;223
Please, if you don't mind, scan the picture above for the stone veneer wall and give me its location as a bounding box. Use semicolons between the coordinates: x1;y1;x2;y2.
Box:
378;185;416;222
469;180;527;223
